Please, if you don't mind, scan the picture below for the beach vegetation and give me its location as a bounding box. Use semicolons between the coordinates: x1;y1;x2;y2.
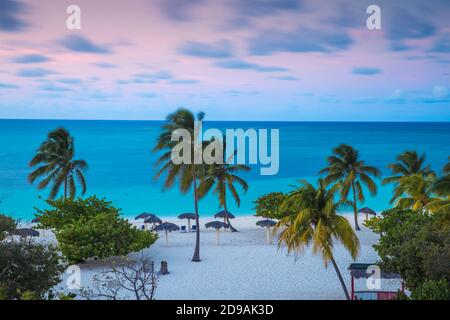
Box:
382;151;435;185
410;279;450;300
253;192;288;220
320;144;381;230
0;214;16;241
35;196;158;264
28;127;88;199
0;217;64;300
80;255;160;300
154;108;207;262
367;208;450;291
199;142;250;232
275;179;360;300
389;174;440;210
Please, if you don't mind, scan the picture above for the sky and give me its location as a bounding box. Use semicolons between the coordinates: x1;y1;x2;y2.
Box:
0;0;449;121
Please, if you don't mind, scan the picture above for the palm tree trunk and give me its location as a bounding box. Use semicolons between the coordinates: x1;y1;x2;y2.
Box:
351;181;360;231
224;200;238;232
330;255;351;300
192;170;201;262
64;175;68;198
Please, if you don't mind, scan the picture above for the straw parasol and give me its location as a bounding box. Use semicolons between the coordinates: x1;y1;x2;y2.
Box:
358;207;376;221
214;210;235;223
205;221;229;245
256;219;277;244
14;228;40;238
178;213;196;232
136;213;162;230
155;222;180;245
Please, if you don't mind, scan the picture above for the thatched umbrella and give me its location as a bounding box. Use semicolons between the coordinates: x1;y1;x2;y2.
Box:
214;210;235;222
358;207;376;221
14;228;40;238
214;210;236;231
256;219;277;244
178;213;196;232
136;213;161;230
155;222;180;245
205;221;229;245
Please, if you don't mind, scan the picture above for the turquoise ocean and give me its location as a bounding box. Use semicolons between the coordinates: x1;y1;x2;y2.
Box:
0;120;449;221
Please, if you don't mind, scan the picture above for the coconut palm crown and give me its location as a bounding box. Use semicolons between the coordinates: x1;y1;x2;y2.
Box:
275;179;359;300
320;144;381;230
28;127;87;199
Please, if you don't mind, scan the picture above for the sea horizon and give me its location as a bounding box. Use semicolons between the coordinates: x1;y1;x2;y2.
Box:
1;119;449;221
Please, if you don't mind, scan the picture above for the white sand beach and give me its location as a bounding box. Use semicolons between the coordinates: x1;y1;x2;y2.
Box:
32;213;401;300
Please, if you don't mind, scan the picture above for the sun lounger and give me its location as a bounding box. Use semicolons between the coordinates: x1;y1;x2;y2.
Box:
180;226;187;233
191;225;197;232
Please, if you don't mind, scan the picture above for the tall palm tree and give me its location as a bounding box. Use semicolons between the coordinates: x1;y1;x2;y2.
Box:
391;174;440;211
199;143;250;232
28;128;87;199
320;144;381;231
275;179;360;300
154;108;207;262
382;150;435;185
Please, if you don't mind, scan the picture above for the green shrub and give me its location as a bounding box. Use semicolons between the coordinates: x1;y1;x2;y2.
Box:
0;239;64;300
367;208;450;289
0;214;16;241
36;196;158;264
411;279;450;300
252;192;287;219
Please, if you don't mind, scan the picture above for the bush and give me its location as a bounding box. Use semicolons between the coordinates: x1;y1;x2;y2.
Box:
252;192;287;219
411;279;450;300
0;214;16;241
0;238;64;300
36;196;158;264
367;208;450;290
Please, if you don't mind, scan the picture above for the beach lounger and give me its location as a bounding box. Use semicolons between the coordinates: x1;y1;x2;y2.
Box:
180;226;187;233
191;225;197;232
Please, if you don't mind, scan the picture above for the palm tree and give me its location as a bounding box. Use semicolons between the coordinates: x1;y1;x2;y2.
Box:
28;128;87;199
428;160;450;213
199;143;250;232
154;108;207;262
320;144;381;231
275;179;359;300
391;174;440;211
382;151;435;185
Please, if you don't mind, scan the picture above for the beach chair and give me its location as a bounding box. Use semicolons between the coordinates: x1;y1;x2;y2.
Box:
191;225;197;232
180;226;187;233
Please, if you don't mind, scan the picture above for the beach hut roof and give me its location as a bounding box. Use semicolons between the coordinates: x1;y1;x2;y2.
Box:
214;210;235;219
135;212;156;220
178;213;196;220
143;215;162;224
256;219;277;228
14;228;39;237
155;222;180;232
348;263;401;279
205;221;229;229
358;207;376;215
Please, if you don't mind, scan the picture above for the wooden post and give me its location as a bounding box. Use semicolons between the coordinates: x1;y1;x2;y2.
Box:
351;276;355;300
165;230;169;245
266;227;271;244
188;219;191;232
216;229;220;245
